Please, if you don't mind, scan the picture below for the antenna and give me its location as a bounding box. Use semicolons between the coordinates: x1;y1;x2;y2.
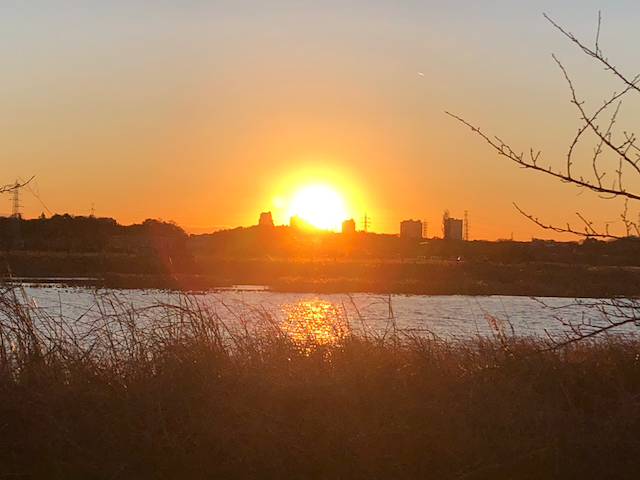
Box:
11;181;21;219
362;213;371;233
464;210;469;241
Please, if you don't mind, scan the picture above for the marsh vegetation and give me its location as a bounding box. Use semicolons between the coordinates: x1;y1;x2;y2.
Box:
0;284;639;479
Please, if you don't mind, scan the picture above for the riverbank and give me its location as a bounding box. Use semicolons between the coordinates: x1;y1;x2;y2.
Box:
3;252;640;297
0;286;638;479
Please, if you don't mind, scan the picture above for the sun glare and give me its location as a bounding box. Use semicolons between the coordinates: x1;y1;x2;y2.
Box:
288;185;347;231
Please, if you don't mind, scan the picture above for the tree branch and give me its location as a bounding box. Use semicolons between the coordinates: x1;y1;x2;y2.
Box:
445;112;640;202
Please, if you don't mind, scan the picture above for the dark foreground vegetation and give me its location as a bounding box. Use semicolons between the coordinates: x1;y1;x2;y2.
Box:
0;286;639;479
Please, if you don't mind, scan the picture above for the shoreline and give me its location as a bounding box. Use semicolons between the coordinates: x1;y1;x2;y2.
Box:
1;251;639;297
8;271;640;299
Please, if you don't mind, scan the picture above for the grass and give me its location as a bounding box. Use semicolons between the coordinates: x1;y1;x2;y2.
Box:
0;285;639;479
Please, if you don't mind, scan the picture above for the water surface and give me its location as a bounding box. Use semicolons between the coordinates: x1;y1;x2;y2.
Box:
20;285;640;342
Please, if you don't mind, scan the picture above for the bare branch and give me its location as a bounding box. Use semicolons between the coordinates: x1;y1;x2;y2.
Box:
0;176;34;195
544;13;640;94
552;56;640;180
445;112;640;202
512;203;625;239
448;14;640;241
594;11;602;57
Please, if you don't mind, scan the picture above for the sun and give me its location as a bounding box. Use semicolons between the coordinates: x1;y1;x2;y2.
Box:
288;185;348;231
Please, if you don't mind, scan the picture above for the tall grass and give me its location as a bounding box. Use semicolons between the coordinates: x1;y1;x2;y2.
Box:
0;284;638;479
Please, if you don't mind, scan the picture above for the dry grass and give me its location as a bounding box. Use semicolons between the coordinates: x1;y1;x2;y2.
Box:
0;285;638;479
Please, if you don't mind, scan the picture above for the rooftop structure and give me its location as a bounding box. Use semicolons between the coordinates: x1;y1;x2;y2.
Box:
342;218;356;234
258;211;274;227
443;211;463;240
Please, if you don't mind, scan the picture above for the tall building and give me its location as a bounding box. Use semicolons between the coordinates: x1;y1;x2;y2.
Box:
400;219;422;239
342;218;356;234
258;211;274;227
443;211;463;240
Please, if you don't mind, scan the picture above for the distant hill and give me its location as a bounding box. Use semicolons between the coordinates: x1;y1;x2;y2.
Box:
0;215;187;255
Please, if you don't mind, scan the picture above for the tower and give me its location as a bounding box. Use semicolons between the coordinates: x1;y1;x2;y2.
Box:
362;213;371;233
464;211;469;241
11;181;21;219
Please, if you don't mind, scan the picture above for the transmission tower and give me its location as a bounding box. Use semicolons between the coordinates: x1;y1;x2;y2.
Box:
90;203;96;218
362;213;371;233
464;211;469;241
11;181;21;219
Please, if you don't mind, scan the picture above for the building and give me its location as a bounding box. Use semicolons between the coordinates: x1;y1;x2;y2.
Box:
400;219;422;239
341;218;356;234
444;218;463;240
290;215;314;231
443;211;463;240
258;211;274;227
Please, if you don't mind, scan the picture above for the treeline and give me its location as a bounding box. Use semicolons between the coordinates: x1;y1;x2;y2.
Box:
4;216;640;269
2;215;187;254
191;225;640;266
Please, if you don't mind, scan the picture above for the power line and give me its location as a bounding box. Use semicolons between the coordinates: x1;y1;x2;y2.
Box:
18;176;53;216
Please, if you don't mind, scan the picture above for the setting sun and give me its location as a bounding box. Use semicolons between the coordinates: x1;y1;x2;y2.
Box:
288;185;348;231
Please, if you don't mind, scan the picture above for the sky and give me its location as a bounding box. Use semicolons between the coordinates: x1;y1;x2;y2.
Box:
2;0;640;239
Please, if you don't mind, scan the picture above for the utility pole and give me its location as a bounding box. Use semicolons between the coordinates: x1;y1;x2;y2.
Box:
362;213;371;233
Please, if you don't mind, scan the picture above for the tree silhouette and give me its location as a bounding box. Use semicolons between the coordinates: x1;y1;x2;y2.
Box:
448;13;640;239
449;13;640;345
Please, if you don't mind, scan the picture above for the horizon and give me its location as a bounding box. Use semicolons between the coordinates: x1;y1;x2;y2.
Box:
3;209;621;243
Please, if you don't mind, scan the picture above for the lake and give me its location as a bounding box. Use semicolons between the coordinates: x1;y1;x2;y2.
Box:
14;284;640;344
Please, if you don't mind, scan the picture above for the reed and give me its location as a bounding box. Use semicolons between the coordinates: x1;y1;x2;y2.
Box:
0;284;638;479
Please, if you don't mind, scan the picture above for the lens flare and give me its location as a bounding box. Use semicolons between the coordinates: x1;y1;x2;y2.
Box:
272;195;286;208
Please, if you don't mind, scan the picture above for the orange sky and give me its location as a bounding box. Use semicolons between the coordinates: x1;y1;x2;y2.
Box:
3;1;640;240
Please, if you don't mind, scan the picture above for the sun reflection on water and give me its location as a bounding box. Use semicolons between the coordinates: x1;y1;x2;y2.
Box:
281;298;349;353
